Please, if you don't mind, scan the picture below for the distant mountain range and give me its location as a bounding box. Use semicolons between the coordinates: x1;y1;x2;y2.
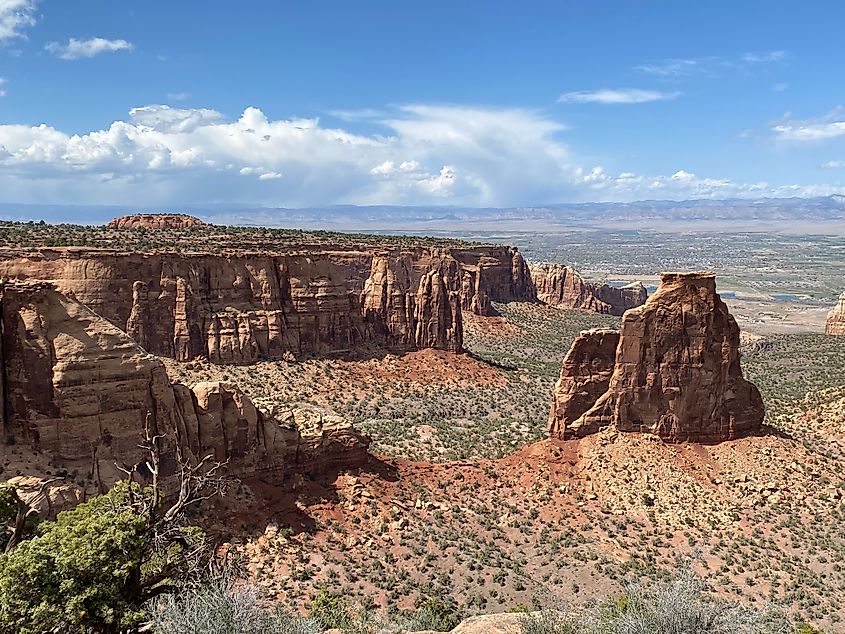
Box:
2;195;845;233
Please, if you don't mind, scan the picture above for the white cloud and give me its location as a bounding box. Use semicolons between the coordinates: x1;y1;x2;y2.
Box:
239;166;282;180
0;77;6;97
0;102;841;206
0;0;37;42
741;50;787;63
636;51;787;77
821;161;845;169
45;37;134;60
167;92;190;101
772;109;845;142
129;104;223;133
558;88;680;105
772;82;789;92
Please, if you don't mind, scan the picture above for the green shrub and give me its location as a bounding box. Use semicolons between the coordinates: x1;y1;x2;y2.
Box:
0;483;150;633
308;587;353;630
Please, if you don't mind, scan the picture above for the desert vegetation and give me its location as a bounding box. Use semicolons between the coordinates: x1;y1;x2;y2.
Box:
0;220;476;254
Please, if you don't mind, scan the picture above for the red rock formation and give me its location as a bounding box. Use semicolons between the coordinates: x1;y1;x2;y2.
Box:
548;329;620;440
361;253;462;352
0;281;369;483
0;250;460;361
826;292;845;335
107;213;208;229
0;242;538;362
451;247;534;316
529;263;647;316
549;272;764;443
593;281;648;315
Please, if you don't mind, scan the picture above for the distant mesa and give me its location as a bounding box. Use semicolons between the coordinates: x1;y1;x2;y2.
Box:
826;292;845;335
549;271;764;443
106;213;208;230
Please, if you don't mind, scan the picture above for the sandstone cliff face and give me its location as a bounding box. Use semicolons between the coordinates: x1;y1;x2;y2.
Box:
549;272;764;443
0;282;369;482
361;253;462;352
450;247;534;316
107;213;207;229
548;329;620;440
826;292;845;335
0;244;533;363
529;263;646;316
0;249;460;362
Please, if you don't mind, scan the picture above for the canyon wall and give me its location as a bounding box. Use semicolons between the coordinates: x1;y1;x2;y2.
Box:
0;281;369;482
0;245;532;363
826;292;845;335
549;271;764;443
529;263;647;315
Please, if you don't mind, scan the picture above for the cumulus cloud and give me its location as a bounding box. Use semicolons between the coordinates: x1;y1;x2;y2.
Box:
0;102;840;206
558;89;680;105
0;0;36;42
129;105;223;133
772;108;845;142
45;37;134;60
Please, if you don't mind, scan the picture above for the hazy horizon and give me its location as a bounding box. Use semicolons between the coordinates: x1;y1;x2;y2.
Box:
2;1;845;214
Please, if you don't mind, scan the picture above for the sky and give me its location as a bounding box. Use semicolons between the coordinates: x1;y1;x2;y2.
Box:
1;0;844;210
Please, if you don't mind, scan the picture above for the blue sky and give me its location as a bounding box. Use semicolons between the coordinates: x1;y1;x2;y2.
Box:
1;0;844;208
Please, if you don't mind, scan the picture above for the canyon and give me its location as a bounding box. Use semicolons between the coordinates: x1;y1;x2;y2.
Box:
0;237;636;365
0;219;842;628
0;280;369;486
548;271;764;443
0;245;534;363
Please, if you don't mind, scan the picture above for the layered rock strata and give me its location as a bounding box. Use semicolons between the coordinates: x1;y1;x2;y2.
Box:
106;213;208;229
549;271;764;443
0;245;534;362
530;263;646;315
0;281;369;481
826;292;845;335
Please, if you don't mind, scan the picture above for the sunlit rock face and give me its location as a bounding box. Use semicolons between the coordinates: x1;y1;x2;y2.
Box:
0;281;369;485
826;292;845;335
530;263;647;316
549;272;764;443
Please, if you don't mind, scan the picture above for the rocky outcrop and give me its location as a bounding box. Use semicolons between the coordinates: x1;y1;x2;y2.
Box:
0;250;461;362
361;254;462;352
593;280;648;315
0;281;369;484
826;292;845;335
529;263;646;315
549;272;764;443
548;329;620;440
451;247;534;316
106;213;207;229
3;476;85;518
0;244;534;363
